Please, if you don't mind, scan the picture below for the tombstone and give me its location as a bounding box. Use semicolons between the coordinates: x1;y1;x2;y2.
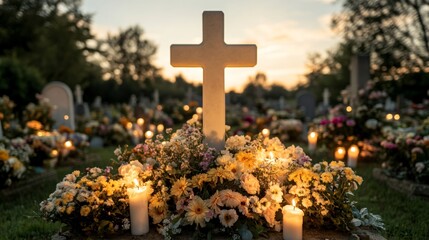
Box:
0;120;3;138
153;90;159;107
186;87;194;104
129;94;137;107
385;98;396;112
349;54;370;107
74;85;90;118
279;96;285;110
42;81;75;130
296;90;316;122
323;88;330;107
93;96;102;110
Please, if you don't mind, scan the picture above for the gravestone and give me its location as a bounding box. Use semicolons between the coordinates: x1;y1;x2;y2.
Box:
74;85;90;118
323;88;330;107
349;54;370;107
296;90;316;121
129;95;137;107
93;96;102;110
42;82;75;130
384;98;396;112
171;11;257;149
279;96;285;110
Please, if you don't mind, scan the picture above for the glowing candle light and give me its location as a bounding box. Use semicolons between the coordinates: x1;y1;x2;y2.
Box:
307;131;318;152
126;122;133;130
335;147;346;160
196;107;203;114
346;106;352;112
183;105;190;111
50;149;59;158
63;115;69;120
128;179;149;235
157;124;164;133
137;118;144;127
394;114;400;121
145;131;154;139
347;145;359;168
386;113;393;121
282;199;304;240
64;140;73;149
262;128;270;138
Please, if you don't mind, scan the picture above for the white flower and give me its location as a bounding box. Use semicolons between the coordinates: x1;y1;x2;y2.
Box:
266;184;283;203
416;162;425;173
219;209;238;227
225;135;249;151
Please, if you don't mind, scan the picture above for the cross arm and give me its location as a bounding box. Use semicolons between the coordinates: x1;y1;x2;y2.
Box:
224;44;257;67
171;44;204;67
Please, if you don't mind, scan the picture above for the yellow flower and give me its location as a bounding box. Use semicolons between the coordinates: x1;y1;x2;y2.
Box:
170;177;190;198
0;149;9;161
236;151;257;171
61;192;74;205
224;161;242;179
80;205;91;217
240;173;260;195
219;209;238;227
302;198;313;208
26;120;43;130
185;196;209;227
354;175;363;185
191;173;208;189
208;191;223;214
329;161;345;169
66;205;75;214
320;172;333;183
149;204;167;224
343;167;355;180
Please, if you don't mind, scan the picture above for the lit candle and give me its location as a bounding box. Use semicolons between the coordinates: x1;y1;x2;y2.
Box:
157;124;164;133
137;118;145;127
262;128;270;138
307;131;318;152
335;147;346;160
347;145;359;168
128;179;150;235
145;130;154;139
282;199;304;240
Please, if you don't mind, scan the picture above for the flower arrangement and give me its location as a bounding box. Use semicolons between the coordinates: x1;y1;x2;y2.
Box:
40;167;130;236
40;122;376;239
380;126;429;184
0;138;32;187
23;95;55;132
269;119;303;142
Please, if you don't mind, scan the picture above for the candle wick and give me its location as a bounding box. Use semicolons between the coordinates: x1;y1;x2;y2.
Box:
293;205;295;211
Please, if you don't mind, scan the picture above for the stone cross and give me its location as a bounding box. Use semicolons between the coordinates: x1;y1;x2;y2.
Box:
171;11;257;149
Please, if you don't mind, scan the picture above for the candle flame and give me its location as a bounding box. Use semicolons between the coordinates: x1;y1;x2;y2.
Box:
262;128;270;137
309;132;316;138
269;151;274;160
338;148;344;154
292;199;296;207
64;140;72;148
133;179;139;187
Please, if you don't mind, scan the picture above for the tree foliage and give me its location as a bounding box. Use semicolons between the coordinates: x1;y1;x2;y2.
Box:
99;25;158;85
333;0;429;79
0;0;99;90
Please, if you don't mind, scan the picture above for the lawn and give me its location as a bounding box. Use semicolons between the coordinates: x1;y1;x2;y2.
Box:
1;146;428;240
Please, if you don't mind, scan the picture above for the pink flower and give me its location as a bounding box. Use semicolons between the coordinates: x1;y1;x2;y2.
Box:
346;119;356;127
381;141;397;149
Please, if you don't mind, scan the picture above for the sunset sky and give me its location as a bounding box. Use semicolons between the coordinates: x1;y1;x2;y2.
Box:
82;0;341;92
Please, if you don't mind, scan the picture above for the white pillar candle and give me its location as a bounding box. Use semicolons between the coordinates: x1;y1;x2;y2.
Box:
307;131;318;152
347;145;359;168
282;199;304;240
128;180;150;235
334;147;346;161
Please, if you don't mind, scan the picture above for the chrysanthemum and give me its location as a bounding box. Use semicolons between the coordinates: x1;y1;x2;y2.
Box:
209;191;223;214
237;195;250;216
220;190;241;208
80;205;91;217
240;173;260;195
320;172;333;183
302;198;313;208
219;209;238;227
236;151;257;171
224;161;242;179
185;196;209;227
149;203;168;224
170;177;190;198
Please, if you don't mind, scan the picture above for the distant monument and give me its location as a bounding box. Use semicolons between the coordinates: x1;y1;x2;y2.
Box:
349;54;370;107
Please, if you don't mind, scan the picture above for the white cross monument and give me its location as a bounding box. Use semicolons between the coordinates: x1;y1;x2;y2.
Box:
171;11;257;149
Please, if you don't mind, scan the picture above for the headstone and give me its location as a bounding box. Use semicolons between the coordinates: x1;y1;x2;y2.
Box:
42;81;75;130
385;98;396;112
279;96;285;110
186;87;193;104
323;88;330;107
129;94;137;107
0;120;3;138
349;54;370;107
93;96;102;109
74;85;90;118
171;11;257;149
75;85;83;105
296;90;316;122
153;90;159;107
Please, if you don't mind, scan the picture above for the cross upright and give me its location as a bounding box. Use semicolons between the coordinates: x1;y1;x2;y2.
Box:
171;11;257;150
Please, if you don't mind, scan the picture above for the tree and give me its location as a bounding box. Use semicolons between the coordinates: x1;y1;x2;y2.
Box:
0;0;99;90
333;0;429;79
99;26;158;85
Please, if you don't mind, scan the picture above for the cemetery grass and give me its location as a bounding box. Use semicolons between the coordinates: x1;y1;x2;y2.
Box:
0;147;117;240
1;147;429;239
